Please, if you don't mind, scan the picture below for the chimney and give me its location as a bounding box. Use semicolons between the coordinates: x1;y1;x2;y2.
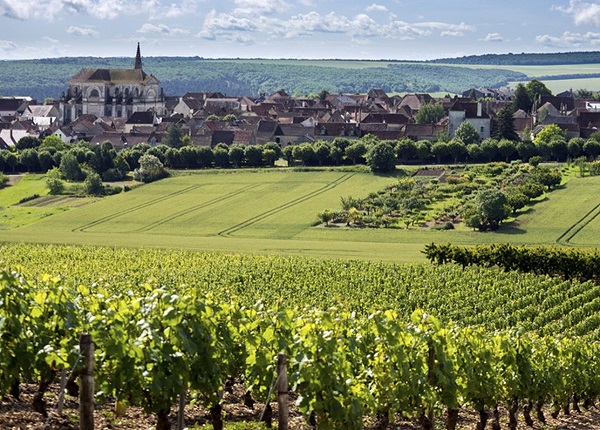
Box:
477;102;482;117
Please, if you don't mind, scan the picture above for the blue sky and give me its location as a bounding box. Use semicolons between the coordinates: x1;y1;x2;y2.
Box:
1;0;600;60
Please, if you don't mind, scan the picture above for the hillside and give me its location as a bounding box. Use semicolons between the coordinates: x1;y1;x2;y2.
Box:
0;57;526;101
429;50;600;65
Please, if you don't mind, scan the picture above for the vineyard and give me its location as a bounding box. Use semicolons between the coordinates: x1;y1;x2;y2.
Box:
1;243;600;429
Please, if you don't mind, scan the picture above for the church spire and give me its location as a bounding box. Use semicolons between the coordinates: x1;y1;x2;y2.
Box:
134;42;142;70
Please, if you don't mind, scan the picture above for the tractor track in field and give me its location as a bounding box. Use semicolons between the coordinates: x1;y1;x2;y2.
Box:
217;173;355;238
73;185;201;232
556;199;600;245
135;183;262;233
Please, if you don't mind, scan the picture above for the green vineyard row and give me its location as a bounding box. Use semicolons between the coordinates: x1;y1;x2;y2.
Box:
2;244;600;429
423;242;600;283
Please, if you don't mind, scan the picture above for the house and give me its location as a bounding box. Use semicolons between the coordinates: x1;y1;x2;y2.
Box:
448;101;491;140
125;111;157;133
20;105;60;127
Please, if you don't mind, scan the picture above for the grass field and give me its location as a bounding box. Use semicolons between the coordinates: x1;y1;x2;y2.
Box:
2;168;600;262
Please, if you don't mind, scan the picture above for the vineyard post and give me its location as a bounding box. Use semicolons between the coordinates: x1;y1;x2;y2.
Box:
277;352;289;430
79;333;94;430
177;386;186;430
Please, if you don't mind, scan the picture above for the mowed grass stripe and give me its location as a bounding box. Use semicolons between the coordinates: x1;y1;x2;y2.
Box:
218;173;355;237
75;184;201;232
136;183;262;233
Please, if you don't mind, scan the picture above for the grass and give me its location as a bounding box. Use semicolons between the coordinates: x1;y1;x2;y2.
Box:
1;167;600;262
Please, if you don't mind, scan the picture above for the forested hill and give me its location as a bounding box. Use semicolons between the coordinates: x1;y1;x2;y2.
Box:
0;57;526;101
429;51;600;65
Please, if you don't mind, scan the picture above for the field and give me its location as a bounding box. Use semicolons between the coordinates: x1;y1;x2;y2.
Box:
3;167;600;261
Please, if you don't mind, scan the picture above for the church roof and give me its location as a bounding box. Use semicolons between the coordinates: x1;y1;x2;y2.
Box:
68;68;158;85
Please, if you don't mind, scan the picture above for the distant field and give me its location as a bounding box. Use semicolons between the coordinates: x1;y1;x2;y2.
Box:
2;168;600;262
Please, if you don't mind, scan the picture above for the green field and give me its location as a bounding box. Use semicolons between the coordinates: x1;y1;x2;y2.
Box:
2;168;600;261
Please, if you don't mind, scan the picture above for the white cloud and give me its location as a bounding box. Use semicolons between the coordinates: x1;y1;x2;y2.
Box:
441;31;464;37
555;0;600;26
366;3;388;12
67;25;99;37
0;0;157;20
535;30;600;47
42;36;59;43
196;8;475;44
138;23;190;35
482;32;504;42
233;0;289;16
0;39;17;51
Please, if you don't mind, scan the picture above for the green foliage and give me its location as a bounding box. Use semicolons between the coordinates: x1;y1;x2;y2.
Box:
466;189;511;231
365;141;396;173
415;102;445;124
455;121;481;145
526;79;553;100
83;172;104;196
534;124;566;146
162;124;184;149
59;152;83;181
512;83;533;113
0;173;8;189
495;105;518;140
16;136;41;150
132;154;169;183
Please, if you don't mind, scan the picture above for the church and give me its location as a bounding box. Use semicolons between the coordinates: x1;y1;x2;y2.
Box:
59;44;166;123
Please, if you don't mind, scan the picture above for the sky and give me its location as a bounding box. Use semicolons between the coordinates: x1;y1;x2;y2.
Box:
1;0;600;60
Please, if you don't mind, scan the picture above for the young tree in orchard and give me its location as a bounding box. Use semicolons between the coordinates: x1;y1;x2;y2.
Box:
455;121;481;145
465;189;511;231
495;106;518;141
415;102;445;124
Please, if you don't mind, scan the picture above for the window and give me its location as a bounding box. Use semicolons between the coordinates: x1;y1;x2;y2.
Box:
90;89;99;98
480;126;485;134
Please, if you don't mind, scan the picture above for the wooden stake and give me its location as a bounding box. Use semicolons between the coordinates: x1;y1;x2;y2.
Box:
277;353;288;430
79;333;94;430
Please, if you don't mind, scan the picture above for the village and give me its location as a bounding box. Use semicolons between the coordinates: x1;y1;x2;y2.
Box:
1;45;599;153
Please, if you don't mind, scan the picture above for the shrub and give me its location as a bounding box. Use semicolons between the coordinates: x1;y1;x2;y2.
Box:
133;154;169;183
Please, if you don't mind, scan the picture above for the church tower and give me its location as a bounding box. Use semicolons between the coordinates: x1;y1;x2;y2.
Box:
134;42;142;70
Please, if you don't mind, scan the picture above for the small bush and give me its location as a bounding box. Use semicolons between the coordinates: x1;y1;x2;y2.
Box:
432;221;455;230
18;194;40;204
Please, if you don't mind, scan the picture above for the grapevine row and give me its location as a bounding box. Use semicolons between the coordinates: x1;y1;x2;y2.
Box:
2;269;600;429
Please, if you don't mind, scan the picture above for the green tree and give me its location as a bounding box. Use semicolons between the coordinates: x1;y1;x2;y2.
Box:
447;138;467;163
583;139;600;160
516;140;537;162
19;148;39;172
481;138;498;162
415;102;445;124
534;124;566;146
282;145;294;166
533;166;562;189
396;138;417;161
132;154;169;182
455;121;481;145
470;189;511;231
365;141;396;173
228;144;245;167
549;136;568;162
505;189;529;214
467;143;483;161
526;79;552;102
244;145;264;167
4;151;18;172
495;105;518;140
512;83;533;113
16;135;41;150
497;139;517;163
567;137;585;159
415;140;431;161
313;141;331;166
83;172;105;196
292;143;316;166
345;142;367;165
431;141;449;164
59;152;83;181
45;167;64;194
162;124;184;148
213;147;230;168
196;146;214;168
40;135;68;151
318;209;334;226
